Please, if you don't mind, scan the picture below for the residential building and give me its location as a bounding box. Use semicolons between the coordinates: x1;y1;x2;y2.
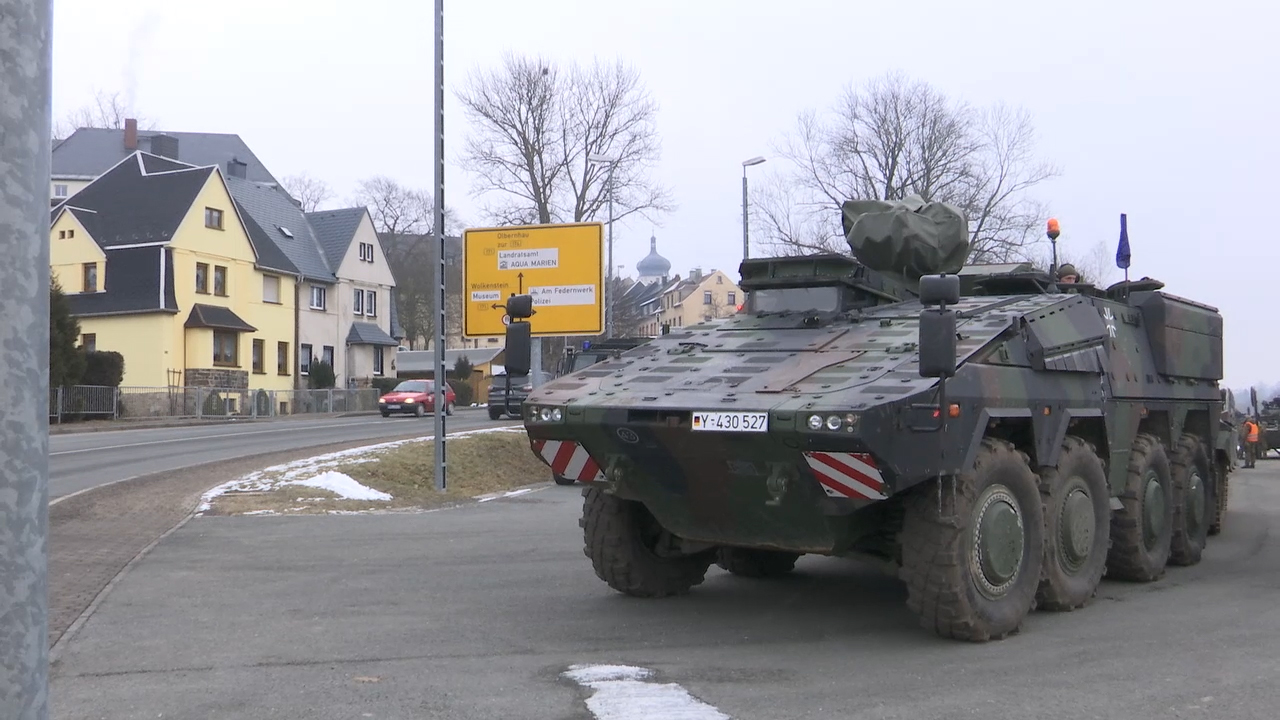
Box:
396;347;505;403
224;175;342;388
655;268;743;333
308;208;400;386
50;151;298;397
50;118;277;205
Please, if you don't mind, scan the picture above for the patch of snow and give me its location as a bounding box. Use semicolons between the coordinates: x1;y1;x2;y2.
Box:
284;471;392;501
198;425;527;514
563;664;732;720
476;487;536;503
242;509;277;516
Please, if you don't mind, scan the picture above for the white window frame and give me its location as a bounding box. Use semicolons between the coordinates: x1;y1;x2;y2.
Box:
365;289;377;317
299;343;313;375
353;287;364;314
263;274;281;304
309;285;326;310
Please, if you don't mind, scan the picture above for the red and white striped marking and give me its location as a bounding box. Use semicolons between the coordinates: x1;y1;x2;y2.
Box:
803;451;888;501
532;439;605;483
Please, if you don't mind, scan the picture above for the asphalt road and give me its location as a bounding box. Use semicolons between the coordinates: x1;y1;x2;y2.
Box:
48;410;516;500
49;465;1280;719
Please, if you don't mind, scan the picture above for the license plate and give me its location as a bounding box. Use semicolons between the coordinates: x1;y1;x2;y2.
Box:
691;411;768;432
386;404;400;410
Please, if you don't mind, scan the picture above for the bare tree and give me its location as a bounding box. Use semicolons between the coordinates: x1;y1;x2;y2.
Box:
351;176;465;350
281;172;334;212
55;89;156;139
753;72;1060;263
456;52;674;227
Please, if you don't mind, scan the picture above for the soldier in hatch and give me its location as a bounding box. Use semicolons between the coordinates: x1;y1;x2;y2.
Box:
1057;263;1079;284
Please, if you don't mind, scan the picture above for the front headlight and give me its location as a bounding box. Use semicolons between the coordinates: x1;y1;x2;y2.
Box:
806;412;859;433
528;405;565;423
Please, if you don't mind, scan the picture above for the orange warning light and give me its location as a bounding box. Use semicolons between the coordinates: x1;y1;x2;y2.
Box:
1046;218;1061;239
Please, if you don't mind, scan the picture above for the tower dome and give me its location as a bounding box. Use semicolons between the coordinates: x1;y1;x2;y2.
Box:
635;234;671;283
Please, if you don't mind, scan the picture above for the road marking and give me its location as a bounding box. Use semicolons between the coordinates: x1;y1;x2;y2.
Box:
563;665;732;720
49;418;514;457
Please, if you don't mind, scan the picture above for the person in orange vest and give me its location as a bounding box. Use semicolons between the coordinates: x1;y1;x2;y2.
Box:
1244;417;1260;467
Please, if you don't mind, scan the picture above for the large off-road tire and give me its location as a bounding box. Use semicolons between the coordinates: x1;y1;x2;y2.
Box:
715;548;801;578
488;406;502;420
1105;433;1173;581
900;438;1045;642
1209;464;1229;536
1036;435;1111;611
579;487;715;598
1170;434;1213;566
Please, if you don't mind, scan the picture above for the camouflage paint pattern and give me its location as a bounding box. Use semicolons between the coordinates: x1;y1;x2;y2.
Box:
523;263;1224;557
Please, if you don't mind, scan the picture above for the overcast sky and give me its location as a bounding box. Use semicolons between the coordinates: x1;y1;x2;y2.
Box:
51;0;1278;387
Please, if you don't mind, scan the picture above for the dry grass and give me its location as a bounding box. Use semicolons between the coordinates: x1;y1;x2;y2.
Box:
203;430;553;516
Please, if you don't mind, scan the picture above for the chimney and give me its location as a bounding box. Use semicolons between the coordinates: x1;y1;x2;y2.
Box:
150;133;179;160
124;118;138;150
227;158;248;179
690;267;702;281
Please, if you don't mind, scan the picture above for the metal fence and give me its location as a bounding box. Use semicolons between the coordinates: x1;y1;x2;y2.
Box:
49;385;383;423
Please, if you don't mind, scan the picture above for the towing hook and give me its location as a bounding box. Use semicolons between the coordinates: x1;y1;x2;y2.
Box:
765;464;794;506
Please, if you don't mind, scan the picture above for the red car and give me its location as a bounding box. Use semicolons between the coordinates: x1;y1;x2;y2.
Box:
379;380;456;417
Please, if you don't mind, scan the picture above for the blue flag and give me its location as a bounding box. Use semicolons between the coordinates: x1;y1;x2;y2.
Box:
1115;213;1131;269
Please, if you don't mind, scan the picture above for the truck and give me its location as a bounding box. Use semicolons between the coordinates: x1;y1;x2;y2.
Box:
512;196;1229;642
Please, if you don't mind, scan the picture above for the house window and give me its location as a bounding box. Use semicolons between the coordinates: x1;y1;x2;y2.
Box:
81;333;96;353
717;275;723;284
205;207;224;230
82;262;97;293
728;291;736;305
277;341;289;376
353;288;363;314
252;339;265;374
322;345;334;369
300;343;313;375
373;347;384;376
262;275;281;304
213;330;238;367
703;291;712;305
309;286;326;310
359;242;375;262
196;263;209;294
365;290;376;317
54;184;68;198
213;265;227;296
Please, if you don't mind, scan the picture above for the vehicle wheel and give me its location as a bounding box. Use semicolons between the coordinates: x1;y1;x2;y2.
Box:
579;487;715;598
715;548;801;578
899;438;1045;642
1209;465;1229;536
1036;435;1111;612
488;407;502;421
1169;434;1213;566
553;473;576;486
380;411;390;418
1105;433;1173;581
414;404;424;418
446;402;455;416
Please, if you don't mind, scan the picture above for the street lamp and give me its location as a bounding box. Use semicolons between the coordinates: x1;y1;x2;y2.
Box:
742;156;766;262
588;152;618;337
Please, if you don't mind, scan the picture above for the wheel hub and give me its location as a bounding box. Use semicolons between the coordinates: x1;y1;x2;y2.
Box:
1142;469;1166;550
971;486;1025;599
1058;484;1095;573
1186;470;1205;535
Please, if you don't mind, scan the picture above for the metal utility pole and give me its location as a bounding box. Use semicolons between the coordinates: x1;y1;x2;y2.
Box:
741;156;766;263
432;0;447;491
0;0;53;717
587;153;617;338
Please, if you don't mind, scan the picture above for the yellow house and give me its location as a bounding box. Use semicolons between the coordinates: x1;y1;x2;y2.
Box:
50;151;299;401
648;268;742;334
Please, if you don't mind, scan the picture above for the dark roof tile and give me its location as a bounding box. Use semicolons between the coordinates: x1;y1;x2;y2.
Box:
184;303;258;332
346;322;399;346
306;207;366;267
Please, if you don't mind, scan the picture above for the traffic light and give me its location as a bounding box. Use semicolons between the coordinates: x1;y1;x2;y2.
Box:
504;293;535;376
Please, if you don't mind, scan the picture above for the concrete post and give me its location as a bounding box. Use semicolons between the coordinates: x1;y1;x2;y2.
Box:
0;0;54;717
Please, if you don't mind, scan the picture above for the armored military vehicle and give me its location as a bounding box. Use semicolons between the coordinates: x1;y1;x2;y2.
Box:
513;197;1227;642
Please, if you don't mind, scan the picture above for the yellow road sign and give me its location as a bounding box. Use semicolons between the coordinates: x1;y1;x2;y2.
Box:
463;222;604;338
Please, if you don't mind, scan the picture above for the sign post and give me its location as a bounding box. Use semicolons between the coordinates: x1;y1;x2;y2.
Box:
1;0;53;717
463;223;605;340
